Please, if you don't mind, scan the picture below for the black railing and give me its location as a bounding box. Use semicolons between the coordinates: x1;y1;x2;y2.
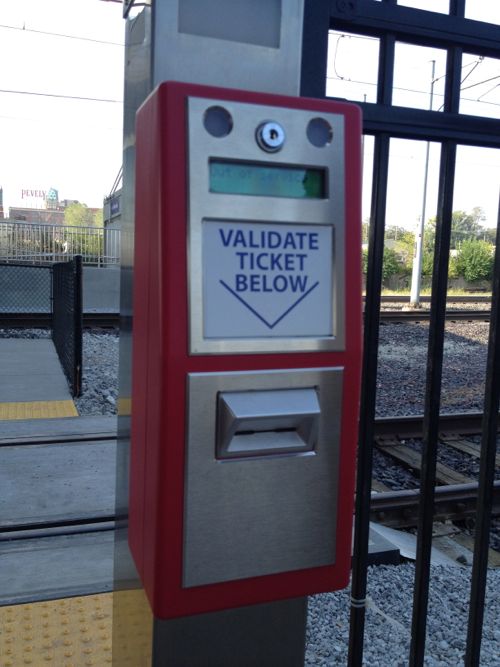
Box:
301;1;500;666
52;256;83;398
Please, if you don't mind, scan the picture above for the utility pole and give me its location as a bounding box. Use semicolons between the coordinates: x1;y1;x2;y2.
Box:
410;59;436;307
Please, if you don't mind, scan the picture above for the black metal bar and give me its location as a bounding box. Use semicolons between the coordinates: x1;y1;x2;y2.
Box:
329;0;500;58
353;103;500;148
348;11;395;662
409;140;456;667
409;0;463;654
465;196;500;666
51;256;83;398
348;134;391;666
73;255;83;397
300;0;330;98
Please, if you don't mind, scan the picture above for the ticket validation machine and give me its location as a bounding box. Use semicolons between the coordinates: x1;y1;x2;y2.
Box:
129;81;362;619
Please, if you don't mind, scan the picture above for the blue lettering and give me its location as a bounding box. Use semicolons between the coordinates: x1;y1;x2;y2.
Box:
256;253;268;270
268;232;282;248
233;230;247;247
262;275;273;292
219;228;233;247
297;253;307;270
235;274;247;291
270;254;283;270
283;232;297;250
250;275;261;292
248;231;259;248
296;232;307;249
274;275;287;292
309;233;319;250
236;252;248;269
289;275;308;292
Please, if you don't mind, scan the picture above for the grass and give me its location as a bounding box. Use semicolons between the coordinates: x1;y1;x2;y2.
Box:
380;287;492;297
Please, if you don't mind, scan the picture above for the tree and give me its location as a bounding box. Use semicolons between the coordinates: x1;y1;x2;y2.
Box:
454;239;494;282
425;207;488;250
64;202;103;227
451;207;485;247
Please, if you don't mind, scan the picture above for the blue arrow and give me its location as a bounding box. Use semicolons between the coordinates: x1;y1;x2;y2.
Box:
219;279;320;330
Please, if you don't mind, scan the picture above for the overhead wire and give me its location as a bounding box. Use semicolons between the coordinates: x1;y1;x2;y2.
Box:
329;36;500;109
0;22;123;46
0;88;122;104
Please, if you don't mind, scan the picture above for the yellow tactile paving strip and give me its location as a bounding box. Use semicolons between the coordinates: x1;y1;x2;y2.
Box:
0;591;153;667
0;400;78;420
0;594;113;667
117;397;131;417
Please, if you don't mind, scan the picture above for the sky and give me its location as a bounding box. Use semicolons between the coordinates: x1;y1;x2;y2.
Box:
0;0;124;211
327;0;500;231
0;0;498;230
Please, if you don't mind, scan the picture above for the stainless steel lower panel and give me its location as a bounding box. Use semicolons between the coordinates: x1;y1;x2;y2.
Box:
183;367;343;587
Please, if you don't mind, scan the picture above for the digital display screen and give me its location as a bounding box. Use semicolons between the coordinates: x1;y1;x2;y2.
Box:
209;160;326;199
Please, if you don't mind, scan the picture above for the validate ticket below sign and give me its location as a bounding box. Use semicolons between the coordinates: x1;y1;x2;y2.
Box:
202;220;334;339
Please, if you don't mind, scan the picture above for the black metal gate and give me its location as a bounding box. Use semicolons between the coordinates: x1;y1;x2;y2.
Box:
52;256;83;398
301;2;500;665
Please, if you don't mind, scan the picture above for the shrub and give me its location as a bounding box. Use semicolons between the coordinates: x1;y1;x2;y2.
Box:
421;251;434;276
362;248;368;274
382;246;404;279
455;239;494;282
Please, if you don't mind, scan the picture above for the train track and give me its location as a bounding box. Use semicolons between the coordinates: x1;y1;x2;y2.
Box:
2;411;495;535
379;309;490;323
377;295;491;304
371;411;500;543
0;312;119;328
1;409;498;598
0;308;493;328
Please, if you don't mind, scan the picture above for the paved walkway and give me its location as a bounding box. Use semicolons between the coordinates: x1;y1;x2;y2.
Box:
0;338;76;418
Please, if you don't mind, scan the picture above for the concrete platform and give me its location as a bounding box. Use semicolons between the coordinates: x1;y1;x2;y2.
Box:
0;338;77;418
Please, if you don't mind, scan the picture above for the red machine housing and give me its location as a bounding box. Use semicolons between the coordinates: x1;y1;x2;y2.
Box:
129;81;362;619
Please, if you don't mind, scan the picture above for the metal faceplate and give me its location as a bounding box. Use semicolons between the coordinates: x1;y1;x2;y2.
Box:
183;368;343;588
187;96;346;354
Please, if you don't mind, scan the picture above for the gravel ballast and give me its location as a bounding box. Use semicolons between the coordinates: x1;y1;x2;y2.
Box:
306;564;500;666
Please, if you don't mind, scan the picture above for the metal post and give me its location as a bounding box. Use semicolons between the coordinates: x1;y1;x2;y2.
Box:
409;59;435;307
114;2;312;665
464;195;500;666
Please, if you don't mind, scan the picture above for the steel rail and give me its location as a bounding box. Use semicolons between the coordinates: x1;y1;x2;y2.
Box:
370;481;500;528
380;309;490;323
377;295;491;304
374;412;495;439
0;312;119;328
0;308;492;328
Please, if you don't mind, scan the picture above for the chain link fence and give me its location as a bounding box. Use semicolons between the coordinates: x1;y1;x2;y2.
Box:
52;256;83;397
0;262;52;313
0;258;83;397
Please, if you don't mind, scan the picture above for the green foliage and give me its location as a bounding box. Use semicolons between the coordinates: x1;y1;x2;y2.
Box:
382;246;404;279
455;239;494;282
426;207;489;250
421;251;434;276
448;255;459;279
362;248;368;274
362;220;370;244
64;202;103;227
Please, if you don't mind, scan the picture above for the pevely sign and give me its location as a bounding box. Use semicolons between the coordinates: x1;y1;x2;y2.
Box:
21;189;47;200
